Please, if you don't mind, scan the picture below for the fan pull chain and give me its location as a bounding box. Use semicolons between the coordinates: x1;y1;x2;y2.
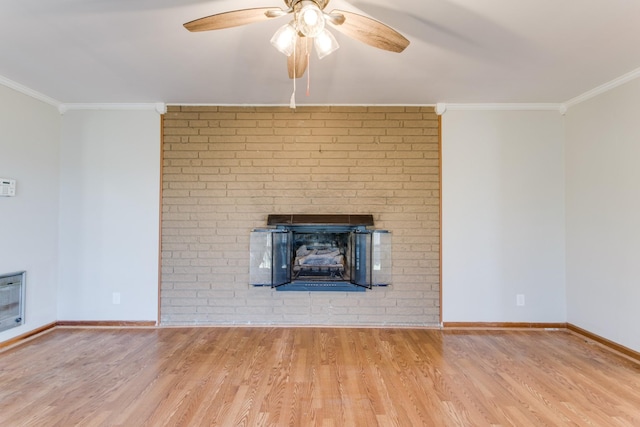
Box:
290;36;297;109
306;53;311;96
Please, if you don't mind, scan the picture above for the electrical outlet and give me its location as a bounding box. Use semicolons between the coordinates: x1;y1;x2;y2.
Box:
516;294;525;306
112;292;121;305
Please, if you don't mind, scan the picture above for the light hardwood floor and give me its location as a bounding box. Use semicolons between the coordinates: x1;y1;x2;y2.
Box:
1;327;639;426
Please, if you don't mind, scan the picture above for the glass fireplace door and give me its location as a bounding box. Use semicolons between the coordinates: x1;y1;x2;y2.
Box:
250;226;391;290
249;229;292;287
349;230;392;289
271;229;292;287
372;230;392;286
350;230;372;288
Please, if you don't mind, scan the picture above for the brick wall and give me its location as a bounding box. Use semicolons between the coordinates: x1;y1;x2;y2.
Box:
161;106;440;326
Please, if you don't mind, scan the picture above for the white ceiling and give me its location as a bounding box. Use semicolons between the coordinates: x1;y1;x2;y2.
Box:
1;0;639;106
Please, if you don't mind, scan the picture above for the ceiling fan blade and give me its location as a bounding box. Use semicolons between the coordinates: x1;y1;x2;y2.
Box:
287;36;313;79
184;8;283;32
328;10;410;53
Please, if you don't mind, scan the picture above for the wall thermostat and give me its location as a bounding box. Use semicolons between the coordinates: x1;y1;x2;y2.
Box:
0;178;16;197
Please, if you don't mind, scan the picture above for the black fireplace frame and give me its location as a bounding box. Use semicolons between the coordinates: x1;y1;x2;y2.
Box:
250;215;391;292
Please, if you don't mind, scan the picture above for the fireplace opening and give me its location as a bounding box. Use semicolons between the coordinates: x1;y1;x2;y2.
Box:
250;215;391;291
293;232;349;282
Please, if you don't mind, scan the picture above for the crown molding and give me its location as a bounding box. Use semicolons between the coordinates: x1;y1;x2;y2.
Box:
0;75;167;114
165;103;437;107
435;103;565;115
3;64;639;116
564;66;640;109
58;103;166;114
0;75;61;108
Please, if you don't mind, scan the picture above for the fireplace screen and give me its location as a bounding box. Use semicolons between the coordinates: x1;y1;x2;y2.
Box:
250;215;391;291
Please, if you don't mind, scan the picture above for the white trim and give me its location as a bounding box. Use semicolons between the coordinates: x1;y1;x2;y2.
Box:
165;103;438;107
435;103;447;115
444;103;564;112
0;75;61;108
4;64;639;114
436;103;565;114
564;67;640;108
59;103;166;114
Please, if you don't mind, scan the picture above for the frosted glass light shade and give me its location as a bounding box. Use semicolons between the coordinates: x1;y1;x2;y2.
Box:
296;1;325;37
315;29;339;59
270;23;297;56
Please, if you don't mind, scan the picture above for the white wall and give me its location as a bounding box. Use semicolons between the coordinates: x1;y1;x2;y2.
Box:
58;110;160;322
0;85;60;341
442;110;566;323
565;78;640;352
2;71;638;355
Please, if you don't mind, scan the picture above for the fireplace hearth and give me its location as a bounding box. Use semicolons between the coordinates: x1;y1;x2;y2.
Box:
250;215;391;291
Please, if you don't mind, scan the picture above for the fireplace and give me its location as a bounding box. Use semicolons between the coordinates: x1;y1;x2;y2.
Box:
250;215;391;291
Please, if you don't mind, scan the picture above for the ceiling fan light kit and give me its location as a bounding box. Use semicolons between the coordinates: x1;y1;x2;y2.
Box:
314;29;339;59
296;1;326;37
271;22;298;56
184;0;410;87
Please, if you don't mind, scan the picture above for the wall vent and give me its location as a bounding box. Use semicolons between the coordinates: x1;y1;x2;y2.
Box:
0;271;26;333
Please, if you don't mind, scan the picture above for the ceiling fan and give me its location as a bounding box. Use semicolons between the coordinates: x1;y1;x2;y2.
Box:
184;0;410;79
